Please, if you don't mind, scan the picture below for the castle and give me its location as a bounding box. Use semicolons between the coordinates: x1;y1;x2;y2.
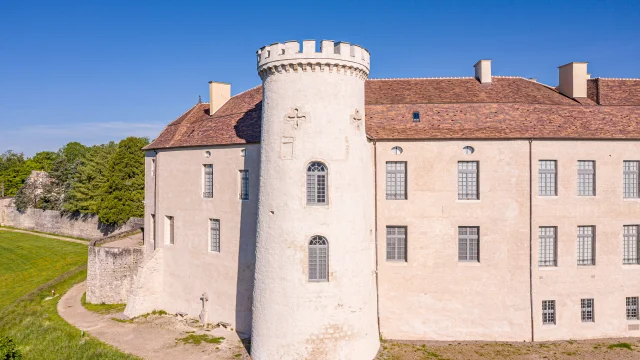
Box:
114;39;640;359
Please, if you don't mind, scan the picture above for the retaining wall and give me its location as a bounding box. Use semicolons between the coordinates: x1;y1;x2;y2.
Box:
86;245;145;304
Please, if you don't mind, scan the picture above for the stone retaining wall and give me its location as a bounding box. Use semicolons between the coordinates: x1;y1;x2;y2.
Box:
86;245;144;304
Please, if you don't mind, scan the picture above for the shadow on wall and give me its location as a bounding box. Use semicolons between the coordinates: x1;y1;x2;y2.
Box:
233;102;262;143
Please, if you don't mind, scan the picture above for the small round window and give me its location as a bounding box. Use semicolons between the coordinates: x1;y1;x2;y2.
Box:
204;151;211;158
463;146;474;155
391;146;403;155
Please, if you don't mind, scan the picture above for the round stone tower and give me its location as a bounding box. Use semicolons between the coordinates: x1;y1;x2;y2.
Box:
251;40;379;359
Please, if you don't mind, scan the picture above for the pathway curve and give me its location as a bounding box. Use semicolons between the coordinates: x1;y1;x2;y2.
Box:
58;282;249;360
0;227;89;245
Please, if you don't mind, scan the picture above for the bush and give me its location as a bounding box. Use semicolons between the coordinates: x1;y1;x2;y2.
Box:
0;336;22;360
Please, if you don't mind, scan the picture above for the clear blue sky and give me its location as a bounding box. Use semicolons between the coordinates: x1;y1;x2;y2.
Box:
1;0;638;156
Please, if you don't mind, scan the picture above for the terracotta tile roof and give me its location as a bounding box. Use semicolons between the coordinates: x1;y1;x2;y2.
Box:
146;77;640;150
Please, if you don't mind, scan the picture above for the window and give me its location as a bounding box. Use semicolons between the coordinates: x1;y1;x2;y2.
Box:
412;111;420;122
306;162;327;205
210;219;220;252
623;161;639;198
539;226;557;266
150;214;155;246
391;146;403;155
627;297;639;320
577;160;595;196
623;225;640;264
539;160;557;196
577;226;595;265
386;161;407;200
308;236;328;282
203;164;213;198
458;226;479;262
458;161;479;200
239;170;249;200
542;300;556;325
165;216;174;245
386;226;407;261
151;159;156;177
462;146;475;155
581;298;594;322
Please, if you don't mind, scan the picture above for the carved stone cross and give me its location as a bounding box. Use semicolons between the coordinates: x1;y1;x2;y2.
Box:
284;107;308;129
351;109;363;131
199;292;209;324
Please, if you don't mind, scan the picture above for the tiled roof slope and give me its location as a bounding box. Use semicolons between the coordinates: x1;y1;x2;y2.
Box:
145;77;640;150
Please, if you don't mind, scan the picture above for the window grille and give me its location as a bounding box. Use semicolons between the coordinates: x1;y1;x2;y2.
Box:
210;219;220;252
542;300;556;325
386;161;407;200
412;111;420;122
627;297;639;320
581;298;594;322
538;227;557;266
386;226;407;261
577;160;595;196
203;164;213;198
458;226;479;262
623;161;639;198
308;236;328;281
577;226;595;265
239;170;249;200
165;216;174;245
623;225;640;264
539;160;557;196
458;161;478;200
306;162;327;205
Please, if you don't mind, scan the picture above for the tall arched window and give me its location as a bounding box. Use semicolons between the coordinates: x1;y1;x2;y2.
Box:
306;162;327;205
308;236;328;282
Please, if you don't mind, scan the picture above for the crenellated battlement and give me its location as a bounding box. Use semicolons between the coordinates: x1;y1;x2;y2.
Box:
256;40;370;80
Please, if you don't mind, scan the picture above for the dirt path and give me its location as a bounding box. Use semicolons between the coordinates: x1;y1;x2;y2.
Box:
58;282;250;360
0;227;89;245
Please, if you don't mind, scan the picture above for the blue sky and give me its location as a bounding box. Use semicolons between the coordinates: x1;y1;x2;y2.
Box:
1;0;638;156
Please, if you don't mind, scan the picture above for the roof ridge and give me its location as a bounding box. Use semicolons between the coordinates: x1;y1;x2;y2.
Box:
591;77;640;80
232;85;262;97
368;76;529;81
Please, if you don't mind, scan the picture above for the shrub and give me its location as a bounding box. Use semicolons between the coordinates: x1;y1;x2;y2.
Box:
0;336;22;360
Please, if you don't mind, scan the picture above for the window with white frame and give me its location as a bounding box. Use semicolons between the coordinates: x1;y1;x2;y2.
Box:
308;236;328;282
306;162;327;205
165;216;174;245
386;161;407;200
577;226;595;265
542;300;556;325
458;226;479;262
239;170;249;200
577;160;595;196
581;298;594;322
203;164;213;198
458;161;478;200
539;226;557;266
539;160;557;196
627;297;639;320
209;219;220;252
623;225;640;264
624;161;639;198
386;226;407;261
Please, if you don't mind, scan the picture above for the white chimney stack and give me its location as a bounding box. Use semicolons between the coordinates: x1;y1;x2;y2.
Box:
474;60;492;84
557;62;588;98
208;81;231;115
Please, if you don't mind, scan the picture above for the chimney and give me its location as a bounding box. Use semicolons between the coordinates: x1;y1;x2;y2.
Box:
474;60;492;84
208;81;231;115
557;62;588;98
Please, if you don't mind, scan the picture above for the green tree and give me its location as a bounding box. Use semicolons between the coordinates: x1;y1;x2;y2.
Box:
25;151;59;172
39;142;88;210
98;137;149;224
0;151;30;197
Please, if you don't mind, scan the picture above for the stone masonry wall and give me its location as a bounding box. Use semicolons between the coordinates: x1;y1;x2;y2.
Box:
86;246;144;304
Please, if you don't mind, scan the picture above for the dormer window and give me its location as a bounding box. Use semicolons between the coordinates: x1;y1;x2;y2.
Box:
412;112;420;122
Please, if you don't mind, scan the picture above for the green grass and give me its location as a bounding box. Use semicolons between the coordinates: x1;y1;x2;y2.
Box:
81;292;126;314
0;231;88;308
110;309;168;323
0;226;90;242
175;334;224;345
607;342;633;350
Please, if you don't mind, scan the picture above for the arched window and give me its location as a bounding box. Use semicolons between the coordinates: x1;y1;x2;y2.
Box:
308;236;328;282
306;162;327;205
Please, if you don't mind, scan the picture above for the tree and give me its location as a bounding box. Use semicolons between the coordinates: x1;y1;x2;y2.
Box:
39;142;88;210
26;151;59;172
98;137;149;225
0;151;30;197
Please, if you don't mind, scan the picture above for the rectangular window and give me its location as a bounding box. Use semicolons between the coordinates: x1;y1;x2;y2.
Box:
538;226;557;266
458;226;479;262
627;297;639;320
577;160;595;196
539;160;557;196
581;298;595;322
623;225;640;264
624;161;639;198
386;162;407;200
150;214;155;246
577;226;595;265
386;226;407;261
239;170;249;200
458;161;479;200
203;164;213;198
165;216;174;245
210;219;220;252
151;158;156;177
542;300;556;325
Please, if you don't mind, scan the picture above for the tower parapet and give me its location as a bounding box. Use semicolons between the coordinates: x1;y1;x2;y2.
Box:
257;40;370;80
